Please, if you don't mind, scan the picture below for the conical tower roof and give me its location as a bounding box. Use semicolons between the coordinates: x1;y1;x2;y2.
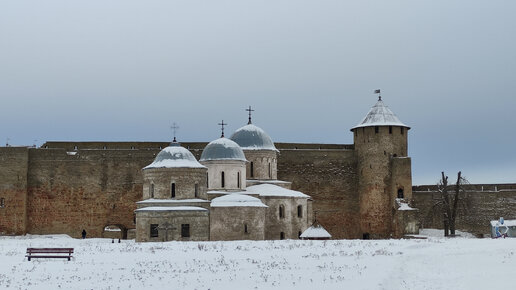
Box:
351;97;410;131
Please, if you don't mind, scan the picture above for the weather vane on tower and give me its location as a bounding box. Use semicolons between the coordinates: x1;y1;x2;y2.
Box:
246;106;254;125
374;89;381;101
218;120;227;138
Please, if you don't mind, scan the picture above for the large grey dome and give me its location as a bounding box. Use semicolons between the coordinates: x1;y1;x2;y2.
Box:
144;143;206;169
230;124;277;151
200;138;247;162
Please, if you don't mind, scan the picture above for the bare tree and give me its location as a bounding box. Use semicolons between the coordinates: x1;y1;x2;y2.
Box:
434;171;469;236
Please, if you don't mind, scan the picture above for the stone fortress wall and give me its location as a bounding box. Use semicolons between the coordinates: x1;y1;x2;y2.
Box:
1;141;514;238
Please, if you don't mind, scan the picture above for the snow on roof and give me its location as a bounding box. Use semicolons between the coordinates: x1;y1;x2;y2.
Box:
200;137;247;162
490;219;516;227
136;199;210;204
143;144;206;169
211;194;268;208
134;206;208;212
351;98;410;130
246;184;310;198
230;124;278;151
396;199;416;211
300;224;332;238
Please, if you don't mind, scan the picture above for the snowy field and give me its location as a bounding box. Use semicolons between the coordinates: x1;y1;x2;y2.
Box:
0;230;514;290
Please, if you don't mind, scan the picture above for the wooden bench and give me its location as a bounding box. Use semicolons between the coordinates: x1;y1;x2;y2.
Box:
26;248;74;261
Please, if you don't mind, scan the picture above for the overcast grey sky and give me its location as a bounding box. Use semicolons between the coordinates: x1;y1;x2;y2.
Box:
1;1;515;185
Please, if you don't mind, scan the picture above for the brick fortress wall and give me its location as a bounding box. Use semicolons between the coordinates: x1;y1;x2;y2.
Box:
2;141;513;238
413;184;516;236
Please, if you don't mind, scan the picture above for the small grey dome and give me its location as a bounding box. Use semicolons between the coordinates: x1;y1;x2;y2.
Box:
144;144;205;169
200;138;246;162
230;124;277;151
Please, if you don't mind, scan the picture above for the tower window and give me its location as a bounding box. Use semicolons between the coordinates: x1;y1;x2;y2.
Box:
280;232;285;240
150;224;159;238
401;127;404;135
207;173;209;187
279;205;285;218
397;188;404;199
221;171;225;188
375;126;379;134
0;198;4;208
389;126;392;134
150;184;155;198
244;224;248;233
195;183;199;198
297;205;303;218
269;163;271;178
237;172;241;189
181;224;190;238
250;162;254;178
171;183;176;198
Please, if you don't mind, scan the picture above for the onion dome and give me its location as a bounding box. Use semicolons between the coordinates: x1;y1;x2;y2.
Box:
351;97;410;131
200;137;247;162
143;143;205;169
230;124;277;151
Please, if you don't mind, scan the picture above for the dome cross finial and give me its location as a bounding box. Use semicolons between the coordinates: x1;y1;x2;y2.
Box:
218;120;227;138
170;122;179;143
246;106;255;125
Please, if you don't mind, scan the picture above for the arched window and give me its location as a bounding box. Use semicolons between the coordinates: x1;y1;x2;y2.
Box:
221;171;225;188
297;205;302;218
279;205;285;218
150;183;155;198
397;188;404;199
171;183;176;198
250;162;254;178
269;163;271;178
237;172;241;189
244;224;248;233
195;183;199;198
280;232;285;240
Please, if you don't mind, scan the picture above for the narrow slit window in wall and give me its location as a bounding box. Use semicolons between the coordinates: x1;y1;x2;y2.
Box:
150;224;159;238
250;162;254;177
181;224;190;238
171;183;176;198
194;184;198;198
221;172;225;188
150;184;155;198
237;172;241;188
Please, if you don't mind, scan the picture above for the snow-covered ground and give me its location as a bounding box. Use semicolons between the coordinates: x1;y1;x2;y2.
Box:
0;230;514;290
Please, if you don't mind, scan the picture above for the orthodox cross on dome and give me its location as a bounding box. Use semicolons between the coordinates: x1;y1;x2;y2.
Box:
246;106;255;125
374;89;382;101
170;122;179;143
218;120;227;138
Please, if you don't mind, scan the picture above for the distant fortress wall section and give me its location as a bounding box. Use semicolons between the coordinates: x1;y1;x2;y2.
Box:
0;147;29;235
25;148;154;238
412;184;516;237
277;148;361;239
